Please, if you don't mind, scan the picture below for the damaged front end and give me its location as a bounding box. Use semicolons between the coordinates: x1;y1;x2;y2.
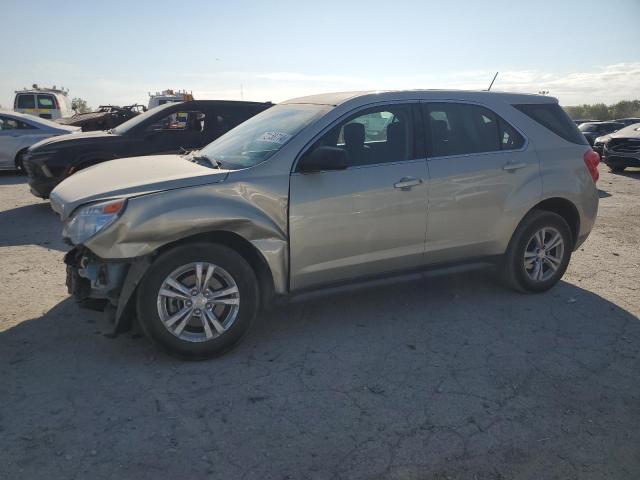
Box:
64;247;150;333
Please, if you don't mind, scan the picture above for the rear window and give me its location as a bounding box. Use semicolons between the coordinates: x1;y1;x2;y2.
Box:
37;94;57;109
16;94;35;109
513;103;585;144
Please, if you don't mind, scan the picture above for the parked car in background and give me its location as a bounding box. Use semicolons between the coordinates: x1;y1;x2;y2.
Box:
148;89;194;109
614;118;640;127
14;85;73;120
50;90;599;358
601;123;640;172
56;104;147;132
573;119;599;126
24;100;272;198
592;134;610;156
0;110;79;172
578;121;624;146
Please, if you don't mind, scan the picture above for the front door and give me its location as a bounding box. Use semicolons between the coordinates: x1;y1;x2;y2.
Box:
289;103;428;291
422;101;541;263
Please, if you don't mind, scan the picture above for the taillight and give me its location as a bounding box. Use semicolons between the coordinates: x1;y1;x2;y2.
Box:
583;149;600;182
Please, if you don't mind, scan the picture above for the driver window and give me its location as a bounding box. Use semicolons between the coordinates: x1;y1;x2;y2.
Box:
311;104;415;167
147;111;205;132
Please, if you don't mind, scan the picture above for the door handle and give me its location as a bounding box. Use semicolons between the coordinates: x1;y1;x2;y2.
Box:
394;177;422;190
503;162;527;172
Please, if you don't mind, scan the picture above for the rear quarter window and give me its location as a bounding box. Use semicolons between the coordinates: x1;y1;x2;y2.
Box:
513;103;585;145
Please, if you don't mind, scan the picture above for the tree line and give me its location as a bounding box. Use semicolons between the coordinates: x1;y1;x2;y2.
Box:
564;100;640;121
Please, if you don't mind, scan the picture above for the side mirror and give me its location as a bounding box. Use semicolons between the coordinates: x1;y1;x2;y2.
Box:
299;146;348;173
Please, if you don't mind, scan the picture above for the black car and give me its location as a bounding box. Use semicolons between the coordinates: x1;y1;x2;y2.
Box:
602;123;640;172
573;118;599;126
24;100;272;198
578;121;624;146
614;117;640;127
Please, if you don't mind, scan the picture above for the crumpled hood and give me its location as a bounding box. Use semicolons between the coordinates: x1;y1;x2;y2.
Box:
50;155;229;219
596;124;640;144
609;123;640;139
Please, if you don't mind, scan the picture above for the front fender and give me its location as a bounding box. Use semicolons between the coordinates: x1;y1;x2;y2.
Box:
85;178;290;294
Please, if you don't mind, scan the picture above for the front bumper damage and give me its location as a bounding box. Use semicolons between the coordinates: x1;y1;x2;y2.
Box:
64;247;151;333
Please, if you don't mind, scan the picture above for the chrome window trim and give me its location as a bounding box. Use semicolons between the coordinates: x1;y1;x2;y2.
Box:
420;99;530;160
290;157;427;176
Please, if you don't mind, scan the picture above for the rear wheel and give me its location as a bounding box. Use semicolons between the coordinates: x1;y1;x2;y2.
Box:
609;165;626;173
136;243;259;359
501;210;572;293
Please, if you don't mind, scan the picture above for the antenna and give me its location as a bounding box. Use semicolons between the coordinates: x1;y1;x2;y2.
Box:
240;83;244;100
487;71;499;91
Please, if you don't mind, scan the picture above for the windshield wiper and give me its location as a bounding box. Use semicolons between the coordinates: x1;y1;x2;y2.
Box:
188;153;222;169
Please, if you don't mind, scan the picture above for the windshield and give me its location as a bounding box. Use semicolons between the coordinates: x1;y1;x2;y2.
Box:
197;103;331;169
111;102;178;134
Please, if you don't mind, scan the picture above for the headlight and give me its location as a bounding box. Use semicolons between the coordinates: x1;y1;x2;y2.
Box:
63;198;126;245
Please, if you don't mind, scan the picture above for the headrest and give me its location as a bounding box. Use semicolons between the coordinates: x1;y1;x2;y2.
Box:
344;122;365;147
386;122;405;143
432;120;448;137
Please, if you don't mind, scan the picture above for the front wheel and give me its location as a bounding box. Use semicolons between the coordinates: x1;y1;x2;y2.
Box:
609;165;626;173
15;150;27;173
136;243;259;359
501;210;573;293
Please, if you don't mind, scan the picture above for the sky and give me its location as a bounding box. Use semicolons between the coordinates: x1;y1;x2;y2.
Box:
1;0;639;109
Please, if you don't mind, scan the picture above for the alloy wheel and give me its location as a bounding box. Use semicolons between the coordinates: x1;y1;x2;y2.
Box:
523;227;565;282
156;262;240;342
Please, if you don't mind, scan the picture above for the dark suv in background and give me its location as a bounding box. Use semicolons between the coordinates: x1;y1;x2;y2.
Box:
614;118;640;127
578;121;624;146
24;100;272;198
601;123;640;172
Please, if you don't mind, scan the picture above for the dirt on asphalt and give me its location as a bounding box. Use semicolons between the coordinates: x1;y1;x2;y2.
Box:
0;168;638;480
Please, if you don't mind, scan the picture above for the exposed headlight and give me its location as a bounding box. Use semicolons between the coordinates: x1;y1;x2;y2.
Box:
63;198;126;245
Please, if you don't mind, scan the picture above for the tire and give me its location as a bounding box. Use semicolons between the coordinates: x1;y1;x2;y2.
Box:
609;165;626;173
136;243;259;359
15;149;27;173
500;210;572;293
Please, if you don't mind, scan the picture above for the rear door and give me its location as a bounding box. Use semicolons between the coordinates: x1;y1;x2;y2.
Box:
36;94;58;119
422;101;540;263
289;103;428;290
15;94;36;117
201;104;270;146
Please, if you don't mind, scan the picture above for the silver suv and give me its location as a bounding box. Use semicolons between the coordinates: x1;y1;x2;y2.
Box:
50;90;600;358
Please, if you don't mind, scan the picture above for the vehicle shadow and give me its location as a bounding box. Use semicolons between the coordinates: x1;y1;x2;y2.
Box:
0;170;27;186
610;167;640;178
0;202;66;251
1;271;638;478
597;189;612;198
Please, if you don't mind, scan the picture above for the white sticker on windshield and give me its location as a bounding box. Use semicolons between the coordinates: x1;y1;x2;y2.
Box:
258;131;291;144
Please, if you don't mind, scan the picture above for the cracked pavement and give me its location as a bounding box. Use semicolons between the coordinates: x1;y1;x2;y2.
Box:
0;169;639;479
